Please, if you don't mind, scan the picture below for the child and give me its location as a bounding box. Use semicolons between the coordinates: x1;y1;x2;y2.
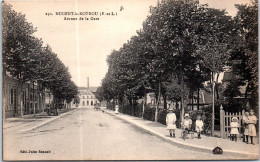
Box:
230;117;239;142
195;114;204;139
242;112;249;143
248;109;258;145
182;113;192;140
166;108;176;138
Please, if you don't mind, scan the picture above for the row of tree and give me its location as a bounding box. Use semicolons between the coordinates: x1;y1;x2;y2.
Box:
96;0;257;135
2;3;78;118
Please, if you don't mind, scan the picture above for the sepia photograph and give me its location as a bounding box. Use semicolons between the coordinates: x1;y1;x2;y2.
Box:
2;0;259;160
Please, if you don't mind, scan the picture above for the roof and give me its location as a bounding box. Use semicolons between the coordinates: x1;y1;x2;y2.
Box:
78;87;98;92
79;89;94;95
222;71;242;82
222;71;234;81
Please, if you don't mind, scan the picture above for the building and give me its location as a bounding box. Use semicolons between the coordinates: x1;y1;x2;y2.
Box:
187;89;212;110
71;77;99;108
3;74;45;118
143;93;176;109
71;87;99;108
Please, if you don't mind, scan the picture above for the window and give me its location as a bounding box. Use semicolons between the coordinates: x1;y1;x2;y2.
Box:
22;91;26;108
87;96;89;99
83;96;85;99
10;88;17;107
87;101;89;105
83;101;85;106
10;89;14;104
14;89;17;113
91;100;93;105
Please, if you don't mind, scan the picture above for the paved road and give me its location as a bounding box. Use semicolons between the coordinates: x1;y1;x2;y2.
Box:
4;108;241;160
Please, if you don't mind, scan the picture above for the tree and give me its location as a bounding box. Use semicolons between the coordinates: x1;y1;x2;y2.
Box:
194;8;235;136
232;0;258;111
3;2;38;117
3;3;78;117
144;0;209;122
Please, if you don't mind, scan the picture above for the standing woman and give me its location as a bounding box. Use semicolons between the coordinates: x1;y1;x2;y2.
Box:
248;109;258;145
115;105;119;114
166;108;177;138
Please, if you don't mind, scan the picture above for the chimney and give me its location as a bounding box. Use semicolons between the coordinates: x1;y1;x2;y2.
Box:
87;77;89;89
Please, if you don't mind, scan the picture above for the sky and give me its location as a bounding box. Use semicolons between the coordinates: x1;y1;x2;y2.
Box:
7;0;252;87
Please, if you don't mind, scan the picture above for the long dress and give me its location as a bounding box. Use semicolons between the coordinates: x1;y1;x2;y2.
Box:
248;115;257;136
115;105;119;114
230;122;239;135
242;115;249;136
166;113;176;130
195;120;204;132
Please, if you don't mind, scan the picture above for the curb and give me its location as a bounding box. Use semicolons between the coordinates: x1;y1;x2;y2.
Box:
20;108;79;132
103;109;258;158
3;113;47;129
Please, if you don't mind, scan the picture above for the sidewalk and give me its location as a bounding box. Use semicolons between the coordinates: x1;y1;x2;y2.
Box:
102;108;259;159
3;108;79;132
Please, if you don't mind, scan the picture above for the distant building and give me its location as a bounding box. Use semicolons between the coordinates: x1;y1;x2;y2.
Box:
71;77;99;108
143;93;176;109
187;89;212;110
146;93;156;105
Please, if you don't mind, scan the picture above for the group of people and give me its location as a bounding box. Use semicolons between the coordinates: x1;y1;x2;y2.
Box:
166;108;204;139
230;109;257;145
166;108;258;144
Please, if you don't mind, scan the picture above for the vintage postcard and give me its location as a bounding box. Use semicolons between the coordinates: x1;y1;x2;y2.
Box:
2;0;259;160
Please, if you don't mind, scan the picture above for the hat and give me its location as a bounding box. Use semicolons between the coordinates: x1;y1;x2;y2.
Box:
232;117;238;121
184;113;190;118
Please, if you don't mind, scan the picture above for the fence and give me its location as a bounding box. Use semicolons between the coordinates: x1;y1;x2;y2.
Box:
220;106;245;139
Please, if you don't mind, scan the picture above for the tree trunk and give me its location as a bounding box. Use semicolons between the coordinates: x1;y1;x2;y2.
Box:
245;83;249;99
163;94;167;110
20;81;24;118
49;91;51;105
181;72;185;124
33;81;36;116
155;78;161;122
211;72;215;137
191;90;194;110
215;73;220;100
122;93;124;113
197;88;200;110
142;88;147;118
3;73;6;121
132;96;134;116
113;97;115;110
155;93;158;107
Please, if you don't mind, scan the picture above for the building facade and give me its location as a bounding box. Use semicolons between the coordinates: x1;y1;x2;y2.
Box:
3;74;46;118
71;87;99;108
